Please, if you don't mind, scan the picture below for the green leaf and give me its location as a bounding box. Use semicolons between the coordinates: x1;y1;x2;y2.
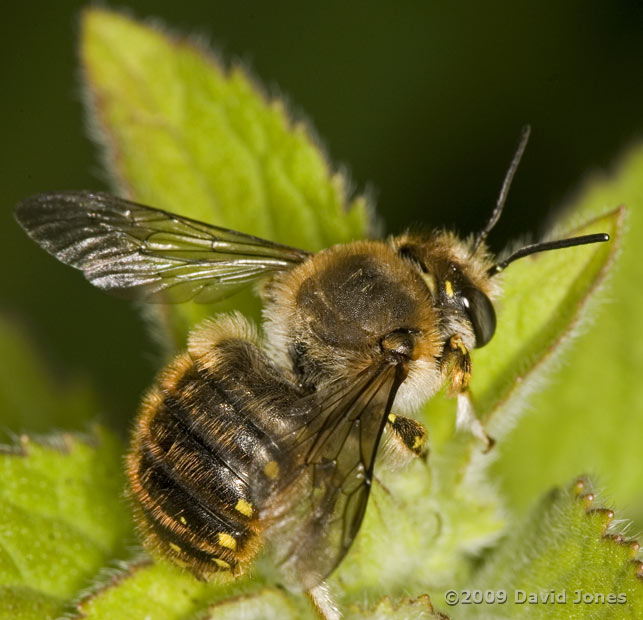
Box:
454;478;643;619
346;595;451;619
493;145;643;529
0;429;133;620
477;207;622;429
199;588;307;620
0;315;98;440
80;7;371;345
70;561;314;619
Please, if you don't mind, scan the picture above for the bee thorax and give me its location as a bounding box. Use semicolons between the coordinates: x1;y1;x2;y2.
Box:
263;240;442;387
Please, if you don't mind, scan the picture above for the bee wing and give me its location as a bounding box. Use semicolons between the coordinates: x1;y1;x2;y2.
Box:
15;191;310;303
271;360;407;590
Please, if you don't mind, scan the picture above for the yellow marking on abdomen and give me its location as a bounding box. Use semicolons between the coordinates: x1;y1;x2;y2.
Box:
213;557;231;569
235;498;253;517
179;516;187;525
388;413;397;424
218;532;237;550
169;542;182;553
264;460;279;479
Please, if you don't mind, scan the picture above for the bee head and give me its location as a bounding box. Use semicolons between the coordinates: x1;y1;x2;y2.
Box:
396;237;497;349
395;126;610;351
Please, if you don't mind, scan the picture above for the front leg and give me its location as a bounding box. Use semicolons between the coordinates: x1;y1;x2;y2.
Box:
379;412;429;469
443;334;494;451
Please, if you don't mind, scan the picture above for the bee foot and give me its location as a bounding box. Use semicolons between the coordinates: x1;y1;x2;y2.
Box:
308;582;341;620
456;392;494;451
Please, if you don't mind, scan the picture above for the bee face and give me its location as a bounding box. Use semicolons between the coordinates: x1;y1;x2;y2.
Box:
393;231;501;350
14;128;609;593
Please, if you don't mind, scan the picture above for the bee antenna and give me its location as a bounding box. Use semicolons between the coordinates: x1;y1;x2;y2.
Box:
488;233;610;276
471;125;531;255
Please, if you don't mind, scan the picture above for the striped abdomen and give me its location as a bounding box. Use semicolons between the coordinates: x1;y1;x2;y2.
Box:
127;314;302;580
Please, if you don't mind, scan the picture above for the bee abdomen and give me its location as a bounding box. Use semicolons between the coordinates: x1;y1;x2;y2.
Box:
127;317;302;580
128;443;253;576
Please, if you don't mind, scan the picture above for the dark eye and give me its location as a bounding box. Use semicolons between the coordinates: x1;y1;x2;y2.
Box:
461;287;496;348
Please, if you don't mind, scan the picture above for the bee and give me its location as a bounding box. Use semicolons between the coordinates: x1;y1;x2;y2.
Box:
15;127;608;593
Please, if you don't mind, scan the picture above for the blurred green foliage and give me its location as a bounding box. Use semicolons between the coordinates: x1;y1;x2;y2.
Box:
0;429;133;619
4;1;643;429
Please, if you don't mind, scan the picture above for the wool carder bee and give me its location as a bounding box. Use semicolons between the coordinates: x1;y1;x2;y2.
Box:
15;127;608;593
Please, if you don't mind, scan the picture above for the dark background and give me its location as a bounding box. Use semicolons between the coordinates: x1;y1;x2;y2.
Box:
3;1;643;431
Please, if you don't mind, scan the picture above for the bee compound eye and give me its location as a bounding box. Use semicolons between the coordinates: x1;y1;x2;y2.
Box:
461;287;496;348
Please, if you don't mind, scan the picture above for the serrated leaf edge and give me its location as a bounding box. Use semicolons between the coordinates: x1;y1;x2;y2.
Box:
572;477;643;581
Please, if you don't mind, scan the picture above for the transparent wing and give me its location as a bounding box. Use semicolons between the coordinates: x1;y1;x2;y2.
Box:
15;191;310;303
269;360;407;590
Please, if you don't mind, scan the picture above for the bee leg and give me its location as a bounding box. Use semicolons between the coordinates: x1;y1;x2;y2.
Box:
445;334;495;451
444;333;472;393
388;413;428;457
456;391;495;452
307;582;340;620
379;412;429;469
